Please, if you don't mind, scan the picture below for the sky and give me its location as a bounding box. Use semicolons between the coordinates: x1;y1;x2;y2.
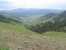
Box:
0;0;66;10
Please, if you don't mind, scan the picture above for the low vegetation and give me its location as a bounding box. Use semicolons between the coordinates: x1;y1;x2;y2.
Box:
0;10;66;50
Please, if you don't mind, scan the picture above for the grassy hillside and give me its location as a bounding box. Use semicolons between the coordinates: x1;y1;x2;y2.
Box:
0;22;66;50
0;22;28;32
0;9;66;50
0;11;66;50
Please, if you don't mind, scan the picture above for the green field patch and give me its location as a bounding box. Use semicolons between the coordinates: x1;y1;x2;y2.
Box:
0;48;10;50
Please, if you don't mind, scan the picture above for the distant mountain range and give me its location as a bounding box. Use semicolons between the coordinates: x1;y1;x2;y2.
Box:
0;8;63;17
0;8;65;24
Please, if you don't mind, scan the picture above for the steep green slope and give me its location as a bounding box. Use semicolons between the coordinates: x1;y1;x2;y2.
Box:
0;22;28;33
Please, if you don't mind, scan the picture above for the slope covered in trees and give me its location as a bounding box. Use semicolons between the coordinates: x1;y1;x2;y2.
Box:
26;11;66;33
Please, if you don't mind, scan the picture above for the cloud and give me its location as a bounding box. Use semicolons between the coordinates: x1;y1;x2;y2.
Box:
0;0;16;10
9;0;66;9
0;0;66;10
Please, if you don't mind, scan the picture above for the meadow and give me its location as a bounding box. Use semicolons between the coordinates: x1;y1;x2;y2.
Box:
0;22;66;50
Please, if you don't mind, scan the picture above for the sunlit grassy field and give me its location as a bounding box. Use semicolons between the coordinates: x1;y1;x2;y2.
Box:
0;22;66;50
0;22;28;32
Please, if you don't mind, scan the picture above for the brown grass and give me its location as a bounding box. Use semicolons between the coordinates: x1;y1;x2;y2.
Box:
0;31;66;50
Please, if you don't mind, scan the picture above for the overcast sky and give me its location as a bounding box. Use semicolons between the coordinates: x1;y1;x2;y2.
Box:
0;0;66;10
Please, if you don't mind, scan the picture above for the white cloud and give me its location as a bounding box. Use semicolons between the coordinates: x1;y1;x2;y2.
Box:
1;0;66;9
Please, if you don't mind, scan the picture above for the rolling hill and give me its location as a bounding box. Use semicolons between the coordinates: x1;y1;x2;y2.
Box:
0;9;66;50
